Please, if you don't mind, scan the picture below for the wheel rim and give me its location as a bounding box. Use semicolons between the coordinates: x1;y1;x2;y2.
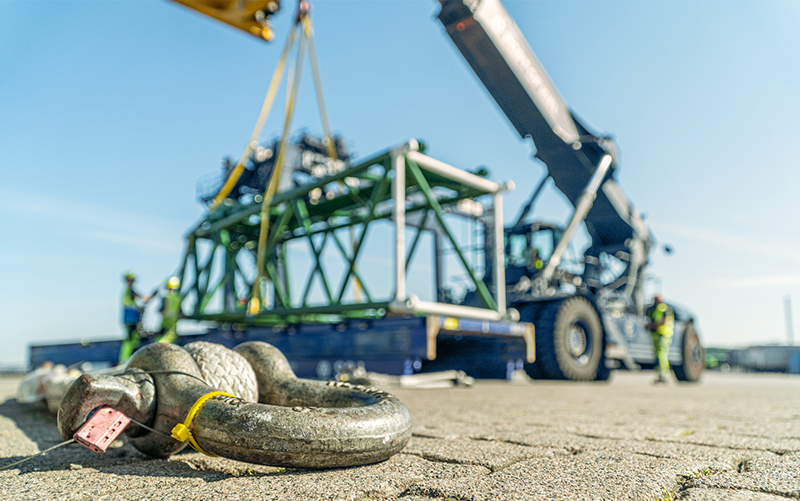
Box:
567;322;590;366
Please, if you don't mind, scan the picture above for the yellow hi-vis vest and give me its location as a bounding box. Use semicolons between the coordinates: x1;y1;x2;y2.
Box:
648;303;674;337
122;286;138;308
161;292;182;331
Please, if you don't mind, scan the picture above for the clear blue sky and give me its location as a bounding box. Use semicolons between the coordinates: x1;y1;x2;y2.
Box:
1;1;799;368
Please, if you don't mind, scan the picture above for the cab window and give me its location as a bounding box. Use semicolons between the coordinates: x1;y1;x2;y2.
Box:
506;234;529;267
531;230;555;262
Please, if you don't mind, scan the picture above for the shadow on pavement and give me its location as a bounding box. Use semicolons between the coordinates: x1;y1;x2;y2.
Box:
0;398;61;449
0;398;235;478
0;398;299;480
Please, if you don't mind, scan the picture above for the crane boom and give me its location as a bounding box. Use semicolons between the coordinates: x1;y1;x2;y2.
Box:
437;0;651;304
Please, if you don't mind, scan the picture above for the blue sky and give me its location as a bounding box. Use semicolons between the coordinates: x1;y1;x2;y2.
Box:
1;0;799;367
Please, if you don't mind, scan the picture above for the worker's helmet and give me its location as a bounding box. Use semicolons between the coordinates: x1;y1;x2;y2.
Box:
167;276;181;290
123;271;136;281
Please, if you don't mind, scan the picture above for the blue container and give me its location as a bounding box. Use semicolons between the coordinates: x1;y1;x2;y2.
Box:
789;351;800;375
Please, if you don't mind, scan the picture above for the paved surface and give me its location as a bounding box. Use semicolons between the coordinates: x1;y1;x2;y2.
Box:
1;372;798;500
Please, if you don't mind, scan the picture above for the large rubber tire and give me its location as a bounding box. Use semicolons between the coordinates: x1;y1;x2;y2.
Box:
535;297;604;381
673;322;704;382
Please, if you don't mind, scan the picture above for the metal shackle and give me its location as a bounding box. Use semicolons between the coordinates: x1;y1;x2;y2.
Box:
57;342;412;468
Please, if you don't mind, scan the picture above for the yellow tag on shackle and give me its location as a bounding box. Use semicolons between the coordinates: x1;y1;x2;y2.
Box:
171;391;236;457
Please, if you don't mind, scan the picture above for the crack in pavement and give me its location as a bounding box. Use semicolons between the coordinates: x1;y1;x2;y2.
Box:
414;429;795;465
725;432;800;441
561;430;792;456
468;435;559;451
668;460;800;500
411;432;450;440
678;485;800;500
657;466;731;501
737;458;751;473
641;436;792;456
75;478;207;501
629;450;676;460
486;457;531;473
399;483;474;501
418;434;577;461
399;452;492;474
357;478;422;501
400;449;541;475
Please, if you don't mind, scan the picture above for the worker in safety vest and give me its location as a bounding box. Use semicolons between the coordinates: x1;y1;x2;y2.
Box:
154;276;182;344
119;271;145;365
529;248;544;271
645;294;674;384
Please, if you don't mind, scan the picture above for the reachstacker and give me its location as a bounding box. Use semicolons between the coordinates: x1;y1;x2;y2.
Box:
31;0;704;382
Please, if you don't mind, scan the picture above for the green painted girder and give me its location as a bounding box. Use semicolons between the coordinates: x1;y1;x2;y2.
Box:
178;146;496;324
193;151;486;238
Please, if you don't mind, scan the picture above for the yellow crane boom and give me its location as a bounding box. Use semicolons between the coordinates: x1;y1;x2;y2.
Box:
169;0;281;41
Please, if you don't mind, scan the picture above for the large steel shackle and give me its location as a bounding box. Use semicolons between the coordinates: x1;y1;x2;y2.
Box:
57;342;412;468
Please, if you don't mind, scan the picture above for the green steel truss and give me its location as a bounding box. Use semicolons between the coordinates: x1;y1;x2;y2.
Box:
174;141;510;325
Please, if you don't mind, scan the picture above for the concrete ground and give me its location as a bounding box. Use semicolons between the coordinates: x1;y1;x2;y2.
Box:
0;371;798;501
